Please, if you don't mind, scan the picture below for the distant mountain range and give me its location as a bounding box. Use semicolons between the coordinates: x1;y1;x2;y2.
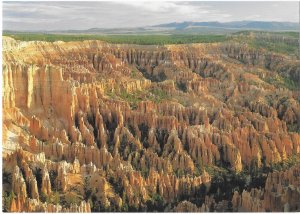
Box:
4;21;299;35
153;21;299;31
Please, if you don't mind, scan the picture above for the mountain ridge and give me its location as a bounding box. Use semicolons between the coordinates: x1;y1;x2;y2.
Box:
153;20;299;30
3;21;299;34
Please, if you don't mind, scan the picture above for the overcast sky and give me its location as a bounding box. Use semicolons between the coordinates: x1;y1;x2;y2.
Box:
3;1;299;31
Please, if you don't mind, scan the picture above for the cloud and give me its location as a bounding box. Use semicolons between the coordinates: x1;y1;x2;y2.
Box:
118;1;204;14
2;1;299;31
245;14;261;20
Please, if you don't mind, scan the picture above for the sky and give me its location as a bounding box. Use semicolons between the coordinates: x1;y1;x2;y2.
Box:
3;1;299;31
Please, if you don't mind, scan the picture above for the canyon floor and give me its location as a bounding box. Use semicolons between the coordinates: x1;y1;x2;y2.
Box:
2;33;300;212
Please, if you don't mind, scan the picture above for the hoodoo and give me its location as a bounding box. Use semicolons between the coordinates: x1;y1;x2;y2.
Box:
2;36;300;212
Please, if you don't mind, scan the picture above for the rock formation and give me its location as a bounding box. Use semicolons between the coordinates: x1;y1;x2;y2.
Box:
2;36;300;212
232;164;300;212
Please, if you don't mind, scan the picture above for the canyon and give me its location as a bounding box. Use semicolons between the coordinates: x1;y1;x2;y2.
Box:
2;35;300;212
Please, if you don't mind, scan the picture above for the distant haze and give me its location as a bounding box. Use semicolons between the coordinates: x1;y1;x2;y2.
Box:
3;1;299;31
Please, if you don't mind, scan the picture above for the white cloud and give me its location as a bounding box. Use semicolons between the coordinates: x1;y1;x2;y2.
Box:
245;14;261;20
3;1;299;31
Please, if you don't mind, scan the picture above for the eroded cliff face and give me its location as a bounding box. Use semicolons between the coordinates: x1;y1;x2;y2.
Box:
231;164;300;212
2;36;300;212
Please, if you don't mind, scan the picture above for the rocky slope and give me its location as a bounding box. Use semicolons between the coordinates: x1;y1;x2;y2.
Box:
2;36;300;212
